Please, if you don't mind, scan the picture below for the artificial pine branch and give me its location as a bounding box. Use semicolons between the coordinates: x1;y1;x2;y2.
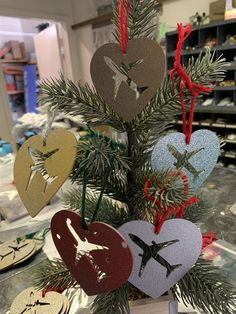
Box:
71;130;130;182
172;258;236;314
184;192;216;223
63;188;130;228
39;77;125;132
34;259;77;291
91;284;130;314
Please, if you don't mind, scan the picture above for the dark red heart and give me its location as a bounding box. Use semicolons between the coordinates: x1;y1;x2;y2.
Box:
51;210;133;296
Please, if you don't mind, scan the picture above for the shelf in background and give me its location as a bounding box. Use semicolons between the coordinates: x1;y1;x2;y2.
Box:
167;45;236;57
214;86;236;91
225;139;236;144
194;105;236;114
221;152;236;159
7;90;24;95
173;120;236;129
0;59;28;64
166;18;236;36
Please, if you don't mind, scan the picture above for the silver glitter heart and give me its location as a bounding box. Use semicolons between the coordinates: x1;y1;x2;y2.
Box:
118;219;202;299
151;129;220;189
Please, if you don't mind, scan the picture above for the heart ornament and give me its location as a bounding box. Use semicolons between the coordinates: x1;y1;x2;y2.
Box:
14;129;77;217
51;210;133;296
90;38;166;121
118;219;202;299
10;287;70;314
151;129;220;189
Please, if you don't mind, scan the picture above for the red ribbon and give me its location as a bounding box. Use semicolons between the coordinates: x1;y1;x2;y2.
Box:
119;0;130;54
202;231;218;250
170;24;212;144
144;170;198;233
42;285;66;298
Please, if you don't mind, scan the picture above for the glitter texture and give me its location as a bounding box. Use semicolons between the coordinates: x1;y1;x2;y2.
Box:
151;129;220;190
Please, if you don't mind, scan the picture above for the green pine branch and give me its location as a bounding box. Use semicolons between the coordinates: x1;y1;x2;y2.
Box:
39;77;126;132
91;284;130;314
172;258;236;314
34;259;77;291
184;192;216;223
71;129;130;182
63;188;130;228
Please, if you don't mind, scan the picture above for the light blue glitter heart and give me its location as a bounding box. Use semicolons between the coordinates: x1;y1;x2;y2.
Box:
151;130;220;190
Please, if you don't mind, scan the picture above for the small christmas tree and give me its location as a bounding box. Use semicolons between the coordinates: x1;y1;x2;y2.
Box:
33;1;236;313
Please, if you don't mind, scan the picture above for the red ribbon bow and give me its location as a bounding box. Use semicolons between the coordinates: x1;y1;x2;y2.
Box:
144;170;198;233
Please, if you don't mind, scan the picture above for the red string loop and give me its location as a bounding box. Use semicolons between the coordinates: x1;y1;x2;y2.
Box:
170;23;213;144
42;285;66;298
144;171;198;234
119;0;130;54
202;231;218;250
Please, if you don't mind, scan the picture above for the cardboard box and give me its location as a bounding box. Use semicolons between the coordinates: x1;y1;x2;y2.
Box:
20;42;27;60
6;40;23;60
225;0;236;19
210;0;236;21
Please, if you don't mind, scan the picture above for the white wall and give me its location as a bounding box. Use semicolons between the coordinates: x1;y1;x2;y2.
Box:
72;0;97;24
0;0;73;20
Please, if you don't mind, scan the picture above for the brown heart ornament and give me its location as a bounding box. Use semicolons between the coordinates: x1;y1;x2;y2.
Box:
51;210;133;296
90;38;166;121
14;129;77;217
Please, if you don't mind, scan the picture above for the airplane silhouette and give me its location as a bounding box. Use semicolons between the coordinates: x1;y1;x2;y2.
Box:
129;234;182;278
167;144;204;180
27;147;59;191
0;242;29;261
66;218;109;282
104;56;148;100
19;291;50;314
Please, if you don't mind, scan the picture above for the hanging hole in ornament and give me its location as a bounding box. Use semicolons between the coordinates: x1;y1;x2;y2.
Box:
93;231;98;236
121;241;128;249
104;56;148;100
26;147;59;191
56;234;61;240
105;257;112;264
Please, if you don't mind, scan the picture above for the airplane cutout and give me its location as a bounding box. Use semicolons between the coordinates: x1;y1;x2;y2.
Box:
0;242;29;261
26;147;59;191
19;291;51;314
129;234;182;278
66;218;109;282
167;144;205;180
104;56;148;100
